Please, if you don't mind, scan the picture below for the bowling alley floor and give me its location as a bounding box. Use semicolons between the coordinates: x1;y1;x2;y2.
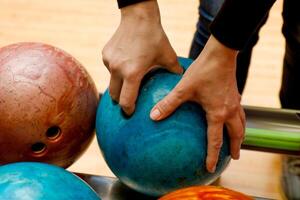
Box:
0;0;285;199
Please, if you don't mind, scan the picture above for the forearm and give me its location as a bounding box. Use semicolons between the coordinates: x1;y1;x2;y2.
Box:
120;0;160;24
210;0;276;50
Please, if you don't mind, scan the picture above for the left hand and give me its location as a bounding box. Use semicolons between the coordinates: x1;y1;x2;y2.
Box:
150;36;246;173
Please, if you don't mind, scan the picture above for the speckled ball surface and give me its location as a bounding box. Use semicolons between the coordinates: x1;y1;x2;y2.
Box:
0;162;100;200
96;57;231;196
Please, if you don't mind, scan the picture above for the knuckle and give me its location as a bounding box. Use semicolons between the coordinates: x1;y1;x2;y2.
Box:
228;104;239;113
156;99;171;114
174;87;186;100
101;53;107;63
172;84;191;102
101;48;107;58
123;71;137;81
101;47;107;57
165;56;178;67
102;54;110;68
101;46;111;60
109;63;119;73
123;69;141;82
211;139;223;150
232;132;245;140
209;111;226;122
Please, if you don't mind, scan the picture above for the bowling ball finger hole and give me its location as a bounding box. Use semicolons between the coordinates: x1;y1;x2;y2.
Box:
31;142;47;154
46;126;61;140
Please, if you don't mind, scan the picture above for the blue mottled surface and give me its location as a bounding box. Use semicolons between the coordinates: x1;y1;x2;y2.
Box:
96;57;231;196
0;162;100;200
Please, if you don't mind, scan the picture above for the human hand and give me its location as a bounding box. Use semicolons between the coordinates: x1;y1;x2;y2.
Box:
150;36;246;173
102;1;182;115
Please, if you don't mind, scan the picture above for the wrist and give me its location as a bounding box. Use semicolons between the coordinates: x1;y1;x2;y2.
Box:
194;35;238;73
199;35;238;68
120;1;160;24
205;35;238;61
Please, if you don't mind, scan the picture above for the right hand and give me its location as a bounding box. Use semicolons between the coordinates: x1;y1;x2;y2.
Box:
102;1;182;115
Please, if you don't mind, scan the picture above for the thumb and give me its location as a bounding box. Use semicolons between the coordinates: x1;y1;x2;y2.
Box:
159;45;183;75
150;86;187;121
163;58;183;75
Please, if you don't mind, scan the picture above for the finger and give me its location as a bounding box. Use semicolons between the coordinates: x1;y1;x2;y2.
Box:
101;47;111;71
159;45;183;75
239;107;246;146
150;84;188;121
239;107;246;131
206;120;223;173
119;77;142;116
225;113;244;160
161;57;183;75
109;74;123;103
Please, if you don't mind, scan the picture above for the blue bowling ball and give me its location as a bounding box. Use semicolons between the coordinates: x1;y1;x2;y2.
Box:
0;162;100;200
96;57;231;196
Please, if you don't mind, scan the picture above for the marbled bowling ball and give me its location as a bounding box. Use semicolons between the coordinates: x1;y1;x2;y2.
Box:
0;162;100;200
159;185;253;200
96;57;231;196
0;43;98;168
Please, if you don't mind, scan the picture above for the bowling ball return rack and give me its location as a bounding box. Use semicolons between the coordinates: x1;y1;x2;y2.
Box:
77;105;300;200
76;173;272;200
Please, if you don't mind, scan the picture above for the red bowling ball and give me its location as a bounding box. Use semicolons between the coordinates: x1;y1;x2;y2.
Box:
0;43;98;168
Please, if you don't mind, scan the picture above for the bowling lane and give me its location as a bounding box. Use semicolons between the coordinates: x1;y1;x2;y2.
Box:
1;0;284;199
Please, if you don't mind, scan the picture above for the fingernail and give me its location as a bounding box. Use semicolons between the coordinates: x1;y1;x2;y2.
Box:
209;166;216;173
233;152;240;160
211;166;216;173
150;109;161;120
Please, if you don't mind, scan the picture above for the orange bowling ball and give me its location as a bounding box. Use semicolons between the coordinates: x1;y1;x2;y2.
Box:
0;43;98;168
159;186;254;200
